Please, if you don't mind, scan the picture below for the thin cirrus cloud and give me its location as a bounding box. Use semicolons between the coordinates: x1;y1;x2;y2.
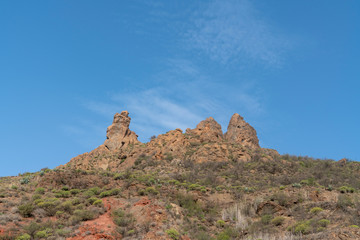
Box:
186;0;289;67
69;0;288;143
80;58;263;142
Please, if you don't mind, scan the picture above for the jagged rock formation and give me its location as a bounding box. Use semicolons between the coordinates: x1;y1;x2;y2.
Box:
224;113;260;149
185;117;223;143
104;111;139;150
64;111;273;171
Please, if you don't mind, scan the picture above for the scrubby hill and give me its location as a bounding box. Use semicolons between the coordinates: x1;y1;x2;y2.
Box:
1;111;360;239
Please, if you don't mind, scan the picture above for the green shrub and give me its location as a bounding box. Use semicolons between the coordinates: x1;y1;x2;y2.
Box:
32;194;42;201
271;192;289;206
70;189;80;195
339;186;355;193
15;234;31;240
176;193;203;217
337;195;353;209
318;219;330;227
60;200;73;213
55;211;64;217
271;216;285;226
34;230;49;238
99;188;120;198
112;209;134;227
261;214;272;225
54;190;71;198
73;209;95;221
20;177;30;185
310;207;323;214
35;187;45;194
72;198;81;205
138;189;145;196
93;199;103;206
288;221;312;235
216;228;237;240
188;184;202;191
88;197;99;204
350;225;359;228
216;220;226;228
37;198;60;216
11;185;18;190
294;222;311;235
18;203;34;217
145;187;159;195
114;173;125;180
89;187;102;195
166;228;180;240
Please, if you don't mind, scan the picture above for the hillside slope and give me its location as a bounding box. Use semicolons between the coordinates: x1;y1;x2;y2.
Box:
1;111;360;240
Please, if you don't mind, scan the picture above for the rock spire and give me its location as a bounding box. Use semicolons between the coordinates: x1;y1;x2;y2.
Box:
104;111;139;150
224;113;260;149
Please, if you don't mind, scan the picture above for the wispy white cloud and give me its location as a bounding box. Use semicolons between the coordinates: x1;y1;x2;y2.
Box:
80;58;264;142
68;0;284;143
186;0;289;67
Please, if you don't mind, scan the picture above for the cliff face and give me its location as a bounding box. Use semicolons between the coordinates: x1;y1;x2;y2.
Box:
64;111;277;171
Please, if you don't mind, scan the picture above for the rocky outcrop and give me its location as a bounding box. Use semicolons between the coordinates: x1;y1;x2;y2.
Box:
104;111;139;151
224;113;260;149
185;117;223;143
65;111;269;171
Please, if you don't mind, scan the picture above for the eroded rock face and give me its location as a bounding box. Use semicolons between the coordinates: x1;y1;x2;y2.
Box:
185;117;223;143
224;113;260;149
104;111;139;150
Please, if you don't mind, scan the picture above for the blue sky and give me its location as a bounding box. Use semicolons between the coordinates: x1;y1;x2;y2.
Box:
0;1;359;176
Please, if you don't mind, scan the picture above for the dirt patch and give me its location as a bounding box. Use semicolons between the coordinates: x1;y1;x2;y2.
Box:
67;198;122;240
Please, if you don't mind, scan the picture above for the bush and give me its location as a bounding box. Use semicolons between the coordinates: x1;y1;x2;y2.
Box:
70;189;80;195
99;188;120;198
88;197;99;204
271;192;289;206
20;177;30;185
145;187;159;195
93;199;103;206
54;190;71;198
339;186;355;193
112;209;134;227
261;214;272;225
318;219;330;227
166;228;180;240
216;220;226;228
310;207;323;214
18;203;34;217
176;193;203;217
34;230;49;238
35;187;45;194
89;187;102;195
15;234;31;240
73;209;95;221
337;195;353;209
271;216;285;226
288;221;312;235
37;198;60;216
216;228;237;240
294;222;311;235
